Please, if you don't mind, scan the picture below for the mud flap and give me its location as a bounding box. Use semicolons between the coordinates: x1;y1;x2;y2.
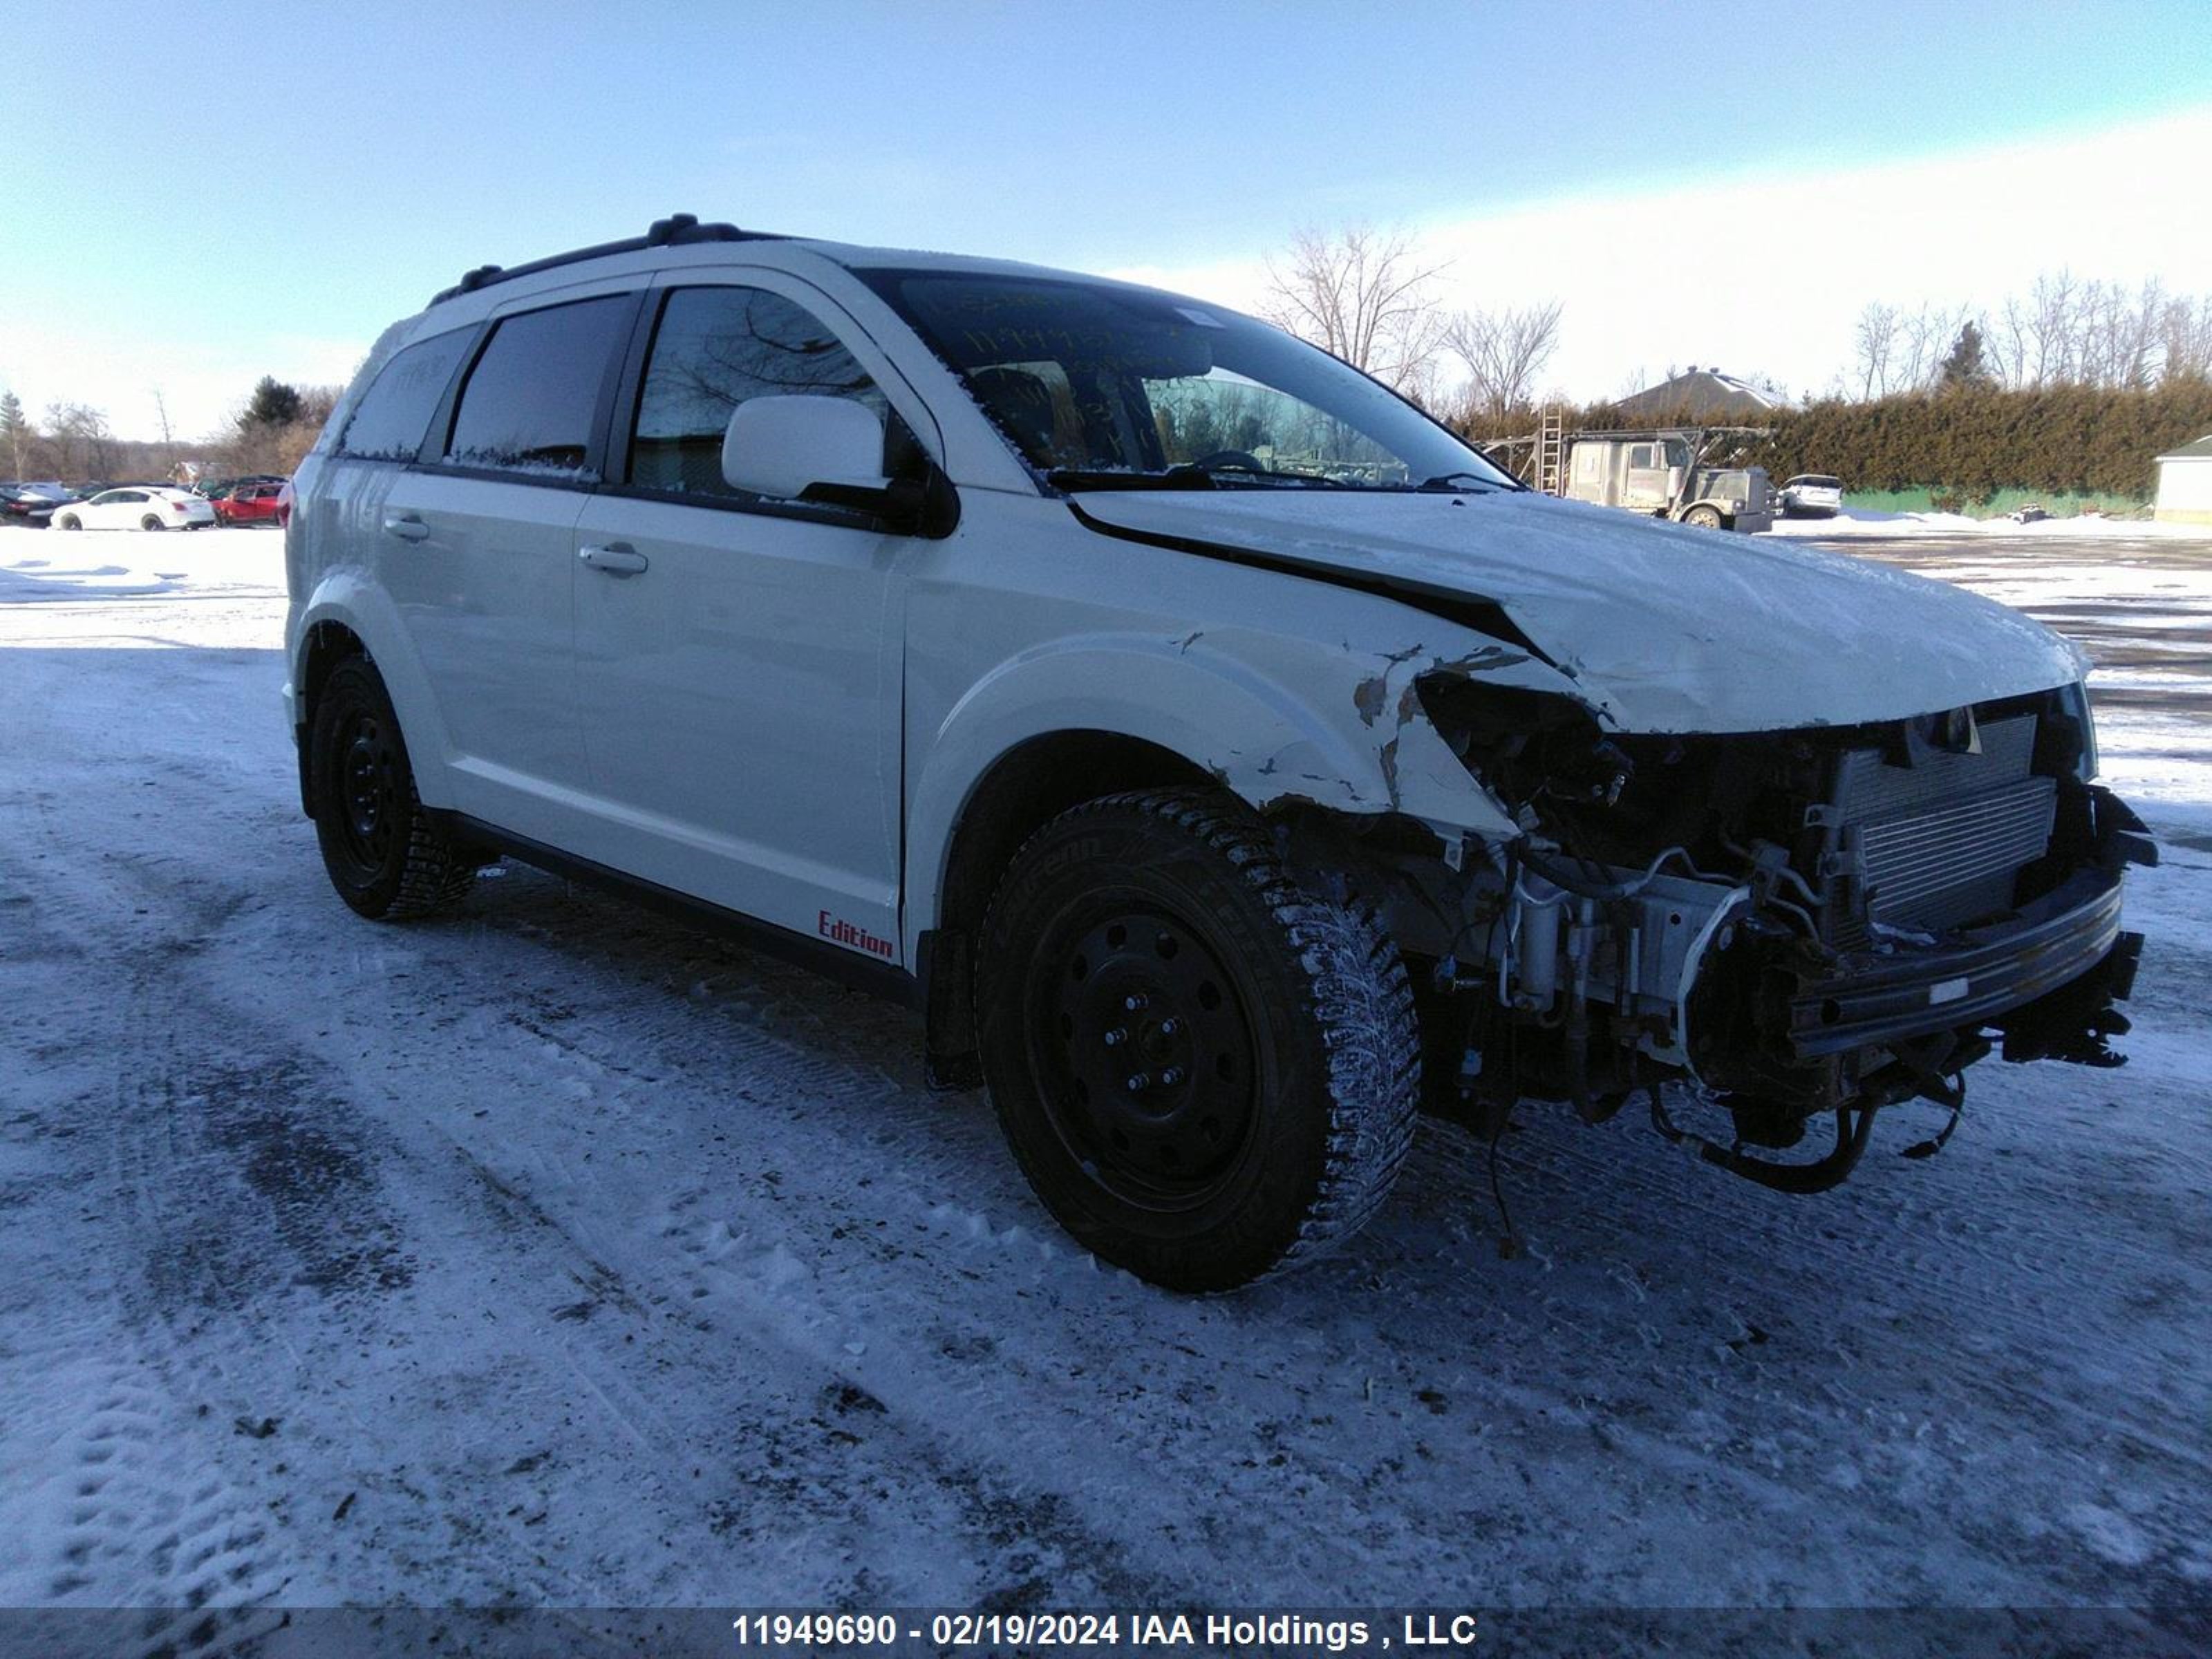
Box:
919;928;983;1091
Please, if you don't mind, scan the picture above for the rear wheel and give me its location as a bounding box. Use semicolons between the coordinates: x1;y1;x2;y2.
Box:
1682;504;1724;529
976;789;1420;1291
309;657;476;919
140;514;165;532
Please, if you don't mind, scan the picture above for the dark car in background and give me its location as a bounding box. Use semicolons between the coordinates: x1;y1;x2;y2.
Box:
1;485;58;527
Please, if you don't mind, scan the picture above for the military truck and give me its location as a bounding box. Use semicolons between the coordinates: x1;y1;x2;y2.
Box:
1558;429;1774;532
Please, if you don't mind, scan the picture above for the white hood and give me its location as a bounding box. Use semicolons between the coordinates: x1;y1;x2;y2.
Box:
1070;489;2085;733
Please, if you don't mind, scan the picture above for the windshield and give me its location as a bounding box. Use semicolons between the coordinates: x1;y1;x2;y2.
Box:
856;268;1515;494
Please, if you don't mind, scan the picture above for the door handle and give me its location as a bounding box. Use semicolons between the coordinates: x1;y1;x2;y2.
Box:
579;543;650;577
382;514;431;543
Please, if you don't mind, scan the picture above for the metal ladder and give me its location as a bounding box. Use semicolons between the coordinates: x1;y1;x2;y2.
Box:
1534;409;1565;496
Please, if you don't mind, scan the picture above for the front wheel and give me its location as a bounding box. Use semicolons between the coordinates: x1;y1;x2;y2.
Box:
976;789;1420;1291
309;657;477;919
55;514;80;532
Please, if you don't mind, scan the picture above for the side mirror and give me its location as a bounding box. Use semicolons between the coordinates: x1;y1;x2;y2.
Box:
722;394;887;501
720;394;958;537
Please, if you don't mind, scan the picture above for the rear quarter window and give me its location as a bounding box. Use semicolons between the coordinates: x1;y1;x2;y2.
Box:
338;328;473;462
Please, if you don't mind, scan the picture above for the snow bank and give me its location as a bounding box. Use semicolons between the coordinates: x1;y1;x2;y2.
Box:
1770;506;2212;541
0;556;182;601
0;527;287;639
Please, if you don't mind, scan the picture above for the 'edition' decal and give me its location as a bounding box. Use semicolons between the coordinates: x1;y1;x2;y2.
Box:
819;912;895;960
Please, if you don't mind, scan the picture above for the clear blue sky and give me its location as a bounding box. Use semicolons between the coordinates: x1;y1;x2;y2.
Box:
8;0;2210;438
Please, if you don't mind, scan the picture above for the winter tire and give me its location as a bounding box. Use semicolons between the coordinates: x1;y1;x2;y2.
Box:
140;515;165;532
1683;504;1724;529
55;514;80;531
976;788;1421;1291
310;656;477;920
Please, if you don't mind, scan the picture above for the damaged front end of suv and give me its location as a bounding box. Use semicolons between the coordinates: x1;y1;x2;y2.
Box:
1385;670;2154;1192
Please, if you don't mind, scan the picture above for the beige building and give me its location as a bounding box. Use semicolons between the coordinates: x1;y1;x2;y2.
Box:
2155;433;2212;524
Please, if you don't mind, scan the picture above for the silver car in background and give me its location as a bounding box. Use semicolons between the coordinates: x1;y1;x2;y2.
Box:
1780;473;1845;518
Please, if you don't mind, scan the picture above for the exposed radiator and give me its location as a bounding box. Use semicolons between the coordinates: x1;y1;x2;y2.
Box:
1823;715;2057;944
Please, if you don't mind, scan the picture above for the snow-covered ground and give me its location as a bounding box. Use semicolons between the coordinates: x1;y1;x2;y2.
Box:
1770;505;2212;541
1;527;2207;1655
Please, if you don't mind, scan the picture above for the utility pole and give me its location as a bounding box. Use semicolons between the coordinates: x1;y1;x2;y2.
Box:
152;388;176;477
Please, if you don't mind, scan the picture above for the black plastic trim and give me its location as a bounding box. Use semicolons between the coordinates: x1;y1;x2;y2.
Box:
434;813;921;1008
1065;499;1548;658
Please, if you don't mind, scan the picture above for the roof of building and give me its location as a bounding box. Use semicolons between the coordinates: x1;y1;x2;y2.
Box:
1613;366;1785;422
2156;433;2212;462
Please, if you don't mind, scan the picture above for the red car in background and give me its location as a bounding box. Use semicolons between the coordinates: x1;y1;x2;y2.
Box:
213;482;288;525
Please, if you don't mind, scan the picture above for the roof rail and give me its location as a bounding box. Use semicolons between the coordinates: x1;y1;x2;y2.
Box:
428;213;780;306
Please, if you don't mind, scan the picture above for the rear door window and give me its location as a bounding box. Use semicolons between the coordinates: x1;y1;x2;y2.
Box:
444;296;633;481
339;328;473;462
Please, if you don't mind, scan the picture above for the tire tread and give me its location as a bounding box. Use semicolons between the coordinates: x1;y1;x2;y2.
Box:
984;787;1421;1286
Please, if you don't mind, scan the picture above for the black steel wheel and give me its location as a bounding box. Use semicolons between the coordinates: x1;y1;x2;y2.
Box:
977;789;1420;1291
309;657;477;919
1033;902;1261;1214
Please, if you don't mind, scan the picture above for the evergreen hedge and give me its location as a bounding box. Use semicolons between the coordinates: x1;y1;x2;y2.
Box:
1463;379;2212;503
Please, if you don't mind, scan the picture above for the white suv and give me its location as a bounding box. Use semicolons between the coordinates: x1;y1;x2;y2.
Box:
284;215;2151;1290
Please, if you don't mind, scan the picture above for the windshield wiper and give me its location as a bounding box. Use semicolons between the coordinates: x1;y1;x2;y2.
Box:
1415;471;1506;493
1047;465;1361;493
1047;467;1216;492
1173;463;1362;489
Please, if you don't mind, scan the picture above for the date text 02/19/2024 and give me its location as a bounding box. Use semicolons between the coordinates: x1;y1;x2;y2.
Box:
728;1611;1485;1650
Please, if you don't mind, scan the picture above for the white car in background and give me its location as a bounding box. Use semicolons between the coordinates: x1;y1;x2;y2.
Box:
50;487;217;532
1779;474;1845;518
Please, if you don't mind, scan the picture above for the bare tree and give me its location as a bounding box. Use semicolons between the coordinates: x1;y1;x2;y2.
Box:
42;402;117;481
2085;279;2166;388
2162;292;2212;382
1443;300;1564;426
1853;302;1900;397
1857;269;2212;397
1998;269;2079;389
1894;303;1973;393
1261;225;1450;396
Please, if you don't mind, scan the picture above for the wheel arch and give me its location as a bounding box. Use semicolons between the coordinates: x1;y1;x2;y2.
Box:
913;727;1217;1087
290;574;457;818
294;617;366;816
903;636;1404;957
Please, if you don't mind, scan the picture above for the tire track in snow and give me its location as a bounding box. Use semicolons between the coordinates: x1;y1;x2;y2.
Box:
16;808;1187;1609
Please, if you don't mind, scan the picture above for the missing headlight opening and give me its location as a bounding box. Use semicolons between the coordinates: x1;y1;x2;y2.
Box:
1385;673;2153;1192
